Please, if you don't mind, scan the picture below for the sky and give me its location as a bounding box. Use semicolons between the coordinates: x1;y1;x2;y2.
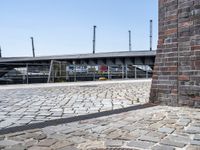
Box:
0;0;158;57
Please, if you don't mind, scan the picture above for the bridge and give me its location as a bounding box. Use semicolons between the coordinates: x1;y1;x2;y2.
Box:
0;50;156;83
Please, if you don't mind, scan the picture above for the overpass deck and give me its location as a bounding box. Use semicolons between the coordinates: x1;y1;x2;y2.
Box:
0;50;156;63
0;50;156;83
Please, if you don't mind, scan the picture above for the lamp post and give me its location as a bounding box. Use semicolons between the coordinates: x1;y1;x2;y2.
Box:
93;26;96;54
128;30;132;51
150;20;153;51
30;37;35;57
73;60;76;82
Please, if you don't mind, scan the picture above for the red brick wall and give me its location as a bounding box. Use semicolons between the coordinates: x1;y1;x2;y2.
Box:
150;0;200;107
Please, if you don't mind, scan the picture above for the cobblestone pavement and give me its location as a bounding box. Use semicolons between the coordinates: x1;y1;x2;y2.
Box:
0;106;200;150
0;80;150;129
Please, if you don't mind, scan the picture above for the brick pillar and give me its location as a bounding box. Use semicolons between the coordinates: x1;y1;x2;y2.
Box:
150;0;200;107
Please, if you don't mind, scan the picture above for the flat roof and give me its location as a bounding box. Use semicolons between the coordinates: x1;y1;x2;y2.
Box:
0;50;156;63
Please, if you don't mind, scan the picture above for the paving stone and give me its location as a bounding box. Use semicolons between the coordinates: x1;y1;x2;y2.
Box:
150;123;164;129
29;146;52;150
127;140;155;149
49;133;70;141
24;140;38;148
158;127;175;134
161;119;177;124
7;132;25;138
51;140;73;149
92;126;108;133
146;131;167;139
186;145;200;150
152;144;175;150
0;120;13;128
33;133;47;140
186;126;200;134
61;128;78;134
191;140;200;146
57;146;79;150
177;121;190;126
0;140;21;146
125;130;148;140
42;128;56;135
106;130;124;139
190;122;200;127
177;118;191;126
4;144;27;150
105;140;124;147
77;140;105;149
167;134;190;144
37;138;57;147
138;135;160;143
7;135;26;141
194;134;200;141
160;138;186;148
118;133;137;140
121;125;136;132
68;136;86;144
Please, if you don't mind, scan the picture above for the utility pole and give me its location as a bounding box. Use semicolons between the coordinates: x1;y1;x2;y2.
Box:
30;37;35;57
0;46;2;58
150;20;153;51
93;25;96;54
128;30;132;51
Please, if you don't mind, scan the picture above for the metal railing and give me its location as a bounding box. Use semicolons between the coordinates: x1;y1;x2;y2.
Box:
0;62;152;84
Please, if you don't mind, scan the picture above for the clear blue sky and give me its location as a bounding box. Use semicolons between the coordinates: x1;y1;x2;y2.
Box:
0;0;158;57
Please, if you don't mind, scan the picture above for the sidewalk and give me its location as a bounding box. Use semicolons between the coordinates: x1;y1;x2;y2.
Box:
0;105;199;149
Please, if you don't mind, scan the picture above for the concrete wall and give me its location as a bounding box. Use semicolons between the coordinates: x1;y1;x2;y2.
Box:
150;0;200;107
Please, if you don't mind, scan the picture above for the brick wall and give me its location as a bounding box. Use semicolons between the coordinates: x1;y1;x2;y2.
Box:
150;0;200;107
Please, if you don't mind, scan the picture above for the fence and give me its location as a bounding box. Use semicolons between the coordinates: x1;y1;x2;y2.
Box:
0;61;152;84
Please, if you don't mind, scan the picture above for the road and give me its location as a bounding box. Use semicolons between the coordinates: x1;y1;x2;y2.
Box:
0;79;150;129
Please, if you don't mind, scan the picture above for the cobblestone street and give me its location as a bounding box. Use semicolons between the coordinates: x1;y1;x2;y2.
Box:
0;106;200;150
0;80;199;150
0;80;150;129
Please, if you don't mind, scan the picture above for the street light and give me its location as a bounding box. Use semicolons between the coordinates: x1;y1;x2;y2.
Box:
150;20;153;51
128;30;132;51
30;37;35;57
93;26;96;54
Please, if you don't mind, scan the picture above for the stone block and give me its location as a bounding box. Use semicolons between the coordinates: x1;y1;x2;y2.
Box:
127;140;155;149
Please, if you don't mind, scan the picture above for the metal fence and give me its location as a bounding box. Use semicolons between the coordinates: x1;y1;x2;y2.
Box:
0;62;152;84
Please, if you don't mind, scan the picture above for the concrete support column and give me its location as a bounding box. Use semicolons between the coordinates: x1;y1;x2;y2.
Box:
61;62;67;80
122;65;124;79
135;66;137;79
108;66;110;79
47;60;54;83
26;63;29;84
125;64;128;79
74;65;77;82
145;65;148;79
93;66;95;81
72;61;76;82
66;65;69;81
59;62;62;78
